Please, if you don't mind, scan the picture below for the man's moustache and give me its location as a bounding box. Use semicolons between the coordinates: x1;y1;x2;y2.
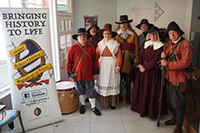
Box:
170;36;177;39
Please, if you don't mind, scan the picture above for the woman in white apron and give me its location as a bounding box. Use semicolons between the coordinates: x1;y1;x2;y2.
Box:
96;23;122;109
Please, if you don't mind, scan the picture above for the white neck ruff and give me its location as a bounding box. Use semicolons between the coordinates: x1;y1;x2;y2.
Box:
144;40;164;50
117;29;133;35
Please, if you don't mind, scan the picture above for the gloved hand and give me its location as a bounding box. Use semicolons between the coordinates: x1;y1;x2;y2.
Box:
134;56;139;64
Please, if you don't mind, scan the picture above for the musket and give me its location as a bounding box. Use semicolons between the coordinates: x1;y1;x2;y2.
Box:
157;42;166;127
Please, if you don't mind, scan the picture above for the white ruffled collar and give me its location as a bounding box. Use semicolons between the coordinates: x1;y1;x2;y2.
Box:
144;40;164;50
173;36;181;43
117;29;133;35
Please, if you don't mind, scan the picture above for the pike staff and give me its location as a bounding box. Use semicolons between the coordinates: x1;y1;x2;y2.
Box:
157;42;166;127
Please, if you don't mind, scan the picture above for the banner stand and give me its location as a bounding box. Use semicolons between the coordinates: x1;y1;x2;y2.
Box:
0;8;63;132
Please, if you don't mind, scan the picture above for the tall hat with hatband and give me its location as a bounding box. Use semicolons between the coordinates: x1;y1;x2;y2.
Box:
97;23;117;38
165;21;184;38
115;15;133;24
72;28;90;40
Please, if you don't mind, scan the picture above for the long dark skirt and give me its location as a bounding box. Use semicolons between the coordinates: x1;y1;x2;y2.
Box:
131;69;167;119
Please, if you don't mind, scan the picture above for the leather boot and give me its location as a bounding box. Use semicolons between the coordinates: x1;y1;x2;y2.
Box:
125;78;131;104
165;116;176;125
173;125;182;133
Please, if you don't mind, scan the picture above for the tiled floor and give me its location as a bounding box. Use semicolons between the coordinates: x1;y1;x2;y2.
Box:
2;93;189;133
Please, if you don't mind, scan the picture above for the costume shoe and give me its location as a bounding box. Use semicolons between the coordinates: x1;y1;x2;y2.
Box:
79;105;85;114
91;107;101;116
173;125;182;133
165;116;176;125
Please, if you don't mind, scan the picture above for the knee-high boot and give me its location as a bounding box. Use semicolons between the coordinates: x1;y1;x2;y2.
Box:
176;106;185;127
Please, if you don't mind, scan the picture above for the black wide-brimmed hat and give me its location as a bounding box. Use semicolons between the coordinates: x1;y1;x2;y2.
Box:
165;21;184;38
146;26;160;40
86;21;99;34
135;19;154;29
72;28;90;40
148;26;159;33
115;15;133;24
97;23;117;38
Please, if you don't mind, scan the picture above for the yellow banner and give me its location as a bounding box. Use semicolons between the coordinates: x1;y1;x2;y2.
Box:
13;50;45;69
8;44;27;57
14;64;52;85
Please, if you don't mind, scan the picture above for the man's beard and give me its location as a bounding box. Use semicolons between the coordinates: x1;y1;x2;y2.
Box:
90;32;96;36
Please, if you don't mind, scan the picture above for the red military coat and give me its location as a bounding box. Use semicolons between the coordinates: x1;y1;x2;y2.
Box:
165;37;194;83
66;43;99;81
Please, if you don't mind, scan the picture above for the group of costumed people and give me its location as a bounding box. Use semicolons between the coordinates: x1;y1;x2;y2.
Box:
66;14;193;133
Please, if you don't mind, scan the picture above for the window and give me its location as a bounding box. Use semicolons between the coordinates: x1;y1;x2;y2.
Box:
0;1;11;99
57;0;70;13
0;20;10;99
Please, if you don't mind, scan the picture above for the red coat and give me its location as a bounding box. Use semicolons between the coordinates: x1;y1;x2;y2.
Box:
165;37;194;83
66;43;99;81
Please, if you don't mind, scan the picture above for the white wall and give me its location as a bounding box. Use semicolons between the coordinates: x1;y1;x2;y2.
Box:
116;0;193;40
73;0;117;39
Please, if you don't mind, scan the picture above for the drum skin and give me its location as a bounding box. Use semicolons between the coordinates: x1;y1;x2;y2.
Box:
56;80;78;115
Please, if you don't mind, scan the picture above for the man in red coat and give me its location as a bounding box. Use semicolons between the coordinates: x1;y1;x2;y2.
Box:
161;21;193;133
66;28;101;116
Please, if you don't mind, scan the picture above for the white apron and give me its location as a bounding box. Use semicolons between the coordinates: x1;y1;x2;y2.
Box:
96;38;120;97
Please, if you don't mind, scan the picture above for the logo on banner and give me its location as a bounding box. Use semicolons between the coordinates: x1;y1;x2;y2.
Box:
22;88;47;100
34;107;42;116
7;39;53;90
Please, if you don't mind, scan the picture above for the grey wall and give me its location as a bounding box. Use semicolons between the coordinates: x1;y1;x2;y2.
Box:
73;0;194;40
190;0;200;36
0;94;12;109
73;0;117;39
116;0;193;40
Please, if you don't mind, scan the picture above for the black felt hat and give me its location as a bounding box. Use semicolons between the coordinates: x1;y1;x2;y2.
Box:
148;26;159;33
86;21;99;34
135;19;154;30
165;21;184;38
72;28;90;40
115;15;133;24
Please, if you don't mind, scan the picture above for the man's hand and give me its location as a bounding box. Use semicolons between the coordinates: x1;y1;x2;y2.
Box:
69;77;75;82
161;51;168;59
93;75;97;80
139;64;145;73
161;59;167;67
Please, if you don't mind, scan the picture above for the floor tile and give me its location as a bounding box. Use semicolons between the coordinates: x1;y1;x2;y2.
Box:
61;103;91;123
27;124;55;133
90;122;125;133
54;122;90;133
119;102;147;121
124;120;161;133
91;107;122;122
1;97;189;133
